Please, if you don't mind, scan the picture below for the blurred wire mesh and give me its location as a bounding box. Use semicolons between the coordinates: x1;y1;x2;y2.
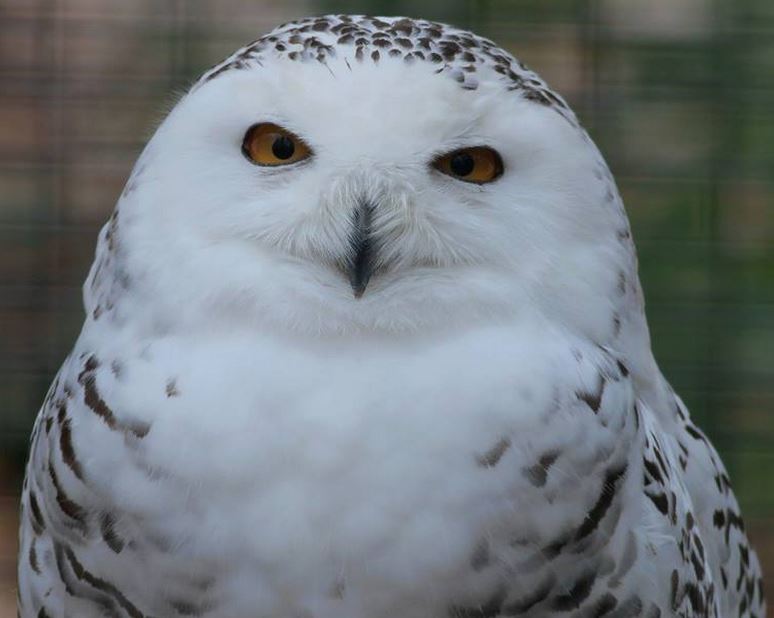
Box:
1;0;773;613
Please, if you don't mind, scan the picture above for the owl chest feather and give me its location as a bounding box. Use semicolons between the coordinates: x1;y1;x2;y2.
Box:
29;321;644;617
54;327;632;598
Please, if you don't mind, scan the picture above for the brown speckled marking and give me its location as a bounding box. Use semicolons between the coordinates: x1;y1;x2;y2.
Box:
100;512;125;554
57;404;84;481
574;464;628;542
329;577;346;600
476;437;511;468
54;542;145;618
503;574;554;614
449;586;506;618
28;541;40;574
576;373;606;413
28;490;45;535
78;355;150;438
165;379;180;398
470;538;490;571
196;16;577;127
550;570;596;610
522;451;559;487
48;462;88;532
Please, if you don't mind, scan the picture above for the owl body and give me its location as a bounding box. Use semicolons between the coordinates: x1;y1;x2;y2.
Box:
19;15;763;618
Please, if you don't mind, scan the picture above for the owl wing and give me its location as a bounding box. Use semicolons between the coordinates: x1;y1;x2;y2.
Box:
449;346;763;618
661;392;766;617
17;354;153;618
17;350;204;618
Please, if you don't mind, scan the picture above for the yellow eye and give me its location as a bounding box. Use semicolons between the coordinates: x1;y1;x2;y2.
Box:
242;123;312;166
433;147;503;184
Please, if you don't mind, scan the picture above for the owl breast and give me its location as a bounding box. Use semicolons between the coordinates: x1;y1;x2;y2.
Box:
60;321;636;617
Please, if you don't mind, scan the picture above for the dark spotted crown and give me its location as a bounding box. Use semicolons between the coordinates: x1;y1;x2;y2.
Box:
196;15;576;126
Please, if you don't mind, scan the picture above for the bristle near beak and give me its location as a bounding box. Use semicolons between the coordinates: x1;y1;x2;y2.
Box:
345;202;374;298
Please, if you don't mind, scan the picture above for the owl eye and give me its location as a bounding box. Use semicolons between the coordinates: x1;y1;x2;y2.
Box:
433;147;503;184
242;123;312;166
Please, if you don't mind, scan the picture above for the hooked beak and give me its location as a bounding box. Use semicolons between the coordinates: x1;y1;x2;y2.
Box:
344;202;374;299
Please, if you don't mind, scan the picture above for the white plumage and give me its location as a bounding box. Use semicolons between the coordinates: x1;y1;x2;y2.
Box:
18;15;764;618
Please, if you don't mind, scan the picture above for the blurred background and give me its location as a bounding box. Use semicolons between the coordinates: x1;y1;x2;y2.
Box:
1;0;773;613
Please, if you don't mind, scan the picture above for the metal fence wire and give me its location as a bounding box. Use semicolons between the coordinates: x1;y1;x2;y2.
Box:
1;0;773;612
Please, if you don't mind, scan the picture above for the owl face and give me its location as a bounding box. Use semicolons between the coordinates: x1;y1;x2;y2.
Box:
112;17;632;337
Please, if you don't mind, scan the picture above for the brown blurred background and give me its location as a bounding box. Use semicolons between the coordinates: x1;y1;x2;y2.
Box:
1;0;773;615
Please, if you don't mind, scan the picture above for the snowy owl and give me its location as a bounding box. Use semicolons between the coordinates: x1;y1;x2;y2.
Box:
18;15;765;618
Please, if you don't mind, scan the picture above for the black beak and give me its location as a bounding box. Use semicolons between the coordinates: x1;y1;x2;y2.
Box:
345;203;374;298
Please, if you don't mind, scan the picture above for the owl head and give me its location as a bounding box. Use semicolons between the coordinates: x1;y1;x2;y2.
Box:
87;15;649;359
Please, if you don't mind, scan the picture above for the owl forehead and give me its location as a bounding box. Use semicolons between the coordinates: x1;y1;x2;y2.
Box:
196;15;575;126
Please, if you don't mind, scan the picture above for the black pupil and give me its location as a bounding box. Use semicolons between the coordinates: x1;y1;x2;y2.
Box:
272;135;295;160
450;152;475;176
